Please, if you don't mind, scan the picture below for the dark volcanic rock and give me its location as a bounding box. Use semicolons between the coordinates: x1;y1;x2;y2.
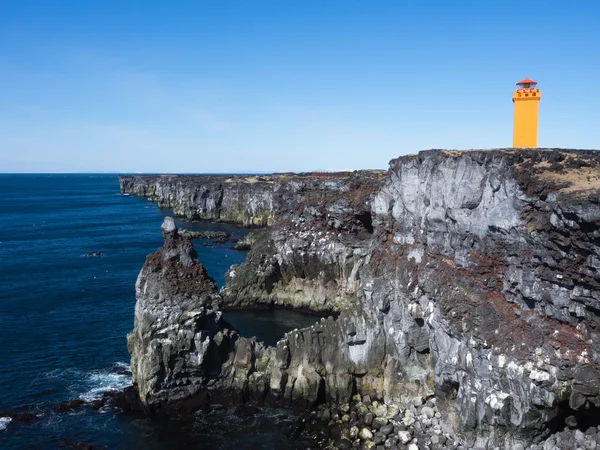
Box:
52;399;85;413
127;217;280;413
119;174;274;226
89;386;146;413
177;229;230;241
126;149;600;448
121;171;385;314
0;412;38;423
232;231;260;251
221;171;385;313
126;217;239;411
362;149;600;446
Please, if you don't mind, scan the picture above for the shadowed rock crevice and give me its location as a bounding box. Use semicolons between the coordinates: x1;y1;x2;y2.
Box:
545;400;600;436
355;211;374;234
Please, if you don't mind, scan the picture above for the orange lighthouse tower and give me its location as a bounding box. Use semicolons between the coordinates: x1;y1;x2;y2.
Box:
512;78;541;147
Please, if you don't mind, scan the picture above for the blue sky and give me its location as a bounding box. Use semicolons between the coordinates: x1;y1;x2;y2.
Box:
1;1;598;173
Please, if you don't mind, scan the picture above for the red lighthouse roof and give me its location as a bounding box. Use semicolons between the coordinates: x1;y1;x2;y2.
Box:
516;78;537;86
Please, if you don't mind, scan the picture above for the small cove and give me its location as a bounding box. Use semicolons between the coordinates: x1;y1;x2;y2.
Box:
0;174;320;449
176;219;323;343
225;309;322;347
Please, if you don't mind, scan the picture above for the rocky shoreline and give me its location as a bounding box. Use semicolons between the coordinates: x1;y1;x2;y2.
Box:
121;149;600;449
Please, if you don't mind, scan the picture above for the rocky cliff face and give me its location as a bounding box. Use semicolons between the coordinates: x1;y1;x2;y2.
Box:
264;149;600;447
119;175;274;226
121;171;385;314
128;217;292;413
364;149;600;446
127;149;600;447
222;171;384;313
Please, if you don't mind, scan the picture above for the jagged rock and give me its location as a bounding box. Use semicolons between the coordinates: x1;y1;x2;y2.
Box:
421;406;435;419
403;410;416;427
380;423;394;436
82;252;102;257
120;171;385;314
220;171;384;313
232;231;260;251
260;149;600;446
398;430;412;444
126;149;600;448
177;229;230;241
52;399;85;412
0;412;38;423
119;175;274;226
373;432;386;444
359;427;374;440
372;416;388;429
127;217;242;411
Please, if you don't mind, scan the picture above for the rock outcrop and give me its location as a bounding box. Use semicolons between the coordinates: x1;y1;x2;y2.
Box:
127;217;240;411
128;217;294;414
221;171;384;313
177;229;229;241
127;149;600;448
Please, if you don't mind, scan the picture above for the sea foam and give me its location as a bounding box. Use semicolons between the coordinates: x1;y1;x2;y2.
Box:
0;417;12;431
78;363;132;402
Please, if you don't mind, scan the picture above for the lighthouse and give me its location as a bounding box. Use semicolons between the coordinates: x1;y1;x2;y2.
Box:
512;78;541;148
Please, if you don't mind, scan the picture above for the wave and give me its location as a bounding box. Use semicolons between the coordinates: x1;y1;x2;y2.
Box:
0;417;11;431
78;362;132;402
111;361;131;372
38;362;132;404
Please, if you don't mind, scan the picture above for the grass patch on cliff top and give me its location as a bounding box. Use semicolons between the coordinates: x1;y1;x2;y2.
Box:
531;153;600;195
538;165;600;194
224;175;274;184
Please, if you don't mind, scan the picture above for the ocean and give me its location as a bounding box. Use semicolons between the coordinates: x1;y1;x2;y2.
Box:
0;174;319;449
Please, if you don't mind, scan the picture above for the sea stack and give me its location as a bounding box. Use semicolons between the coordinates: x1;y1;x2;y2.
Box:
127;217;238;412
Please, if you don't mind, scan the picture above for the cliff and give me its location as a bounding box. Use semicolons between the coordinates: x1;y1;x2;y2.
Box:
127;217;275;412
222;170;384;313
364;149;600;446
121;171;385;313
119;174;274;226
127;149;600;448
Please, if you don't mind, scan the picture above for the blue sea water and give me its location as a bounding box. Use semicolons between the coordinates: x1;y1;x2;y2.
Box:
0;174;319;449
